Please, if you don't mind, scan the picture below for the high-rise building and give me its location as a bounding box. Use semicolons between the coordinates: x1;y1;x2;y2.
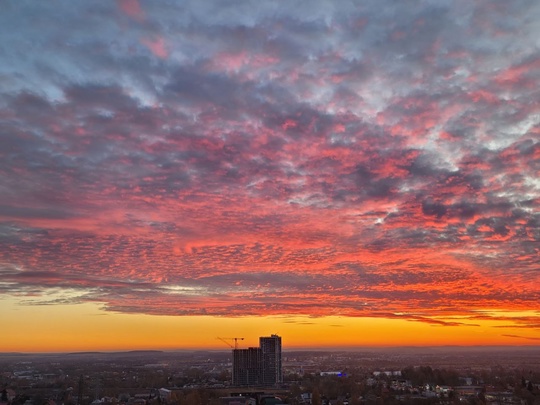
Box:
259;335;282;386
232;334;282;387
232;347;262;386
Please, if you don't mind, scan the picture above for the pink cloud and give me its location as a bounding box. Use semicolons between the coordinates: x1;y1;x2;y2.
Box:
117;0;144;21
494;57;540;86
140;36;169;59
2;1;539;334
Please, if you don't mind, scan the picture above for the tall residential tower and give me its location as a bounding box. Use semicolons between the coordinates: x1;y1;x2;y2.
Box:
259;334;282;386
232;334;282;387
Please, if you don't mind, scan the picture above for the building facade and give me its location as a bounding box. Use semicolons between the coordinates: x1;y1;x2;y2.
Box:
259;335;282;386
232;347;263;387
232;335;282;387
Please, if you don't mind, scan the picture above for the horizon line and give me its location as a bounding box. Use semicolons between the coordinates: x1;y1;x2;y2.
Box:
2;344;540;355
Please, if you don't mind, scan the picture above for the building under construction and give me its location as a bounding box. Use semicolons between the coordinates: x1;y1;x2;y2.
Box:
232;335;282;387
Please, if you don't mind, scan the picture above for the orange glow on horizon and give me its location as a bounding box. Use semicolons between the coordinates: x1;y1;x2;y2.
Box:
2;299;538;353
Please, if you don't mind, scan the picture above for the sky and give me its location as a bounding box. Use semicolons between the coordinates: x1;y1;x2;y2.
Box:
0;0;539;352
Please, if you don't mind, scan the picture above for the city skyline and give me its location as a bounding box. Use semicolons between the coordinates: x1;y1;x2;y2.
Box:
1;0;539;352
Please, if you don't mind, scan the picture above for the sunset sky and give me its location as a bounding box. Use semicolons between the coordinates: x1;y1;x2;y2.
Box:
1;0;539;352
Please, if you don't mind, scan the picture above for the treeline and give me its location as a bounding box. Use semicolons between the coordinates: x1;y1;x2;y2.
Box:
401;366;460;387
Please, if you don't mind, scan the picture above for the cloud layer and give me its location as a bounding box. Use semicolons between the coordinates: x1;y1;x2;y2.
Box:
0;0;539;333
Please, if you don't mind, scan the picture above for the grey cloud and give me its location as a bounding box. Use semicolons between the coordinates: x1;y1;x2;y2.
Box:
0;205;75;220
422;200;447;218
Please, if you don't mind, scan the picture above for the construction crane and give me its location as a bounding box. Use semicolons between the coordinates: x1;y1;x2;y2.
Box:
217;337;244;349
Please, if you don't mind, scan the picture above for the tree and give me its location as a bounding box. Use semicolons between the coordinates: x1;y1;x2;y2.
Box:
184;390;202;405
312;387;321;405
